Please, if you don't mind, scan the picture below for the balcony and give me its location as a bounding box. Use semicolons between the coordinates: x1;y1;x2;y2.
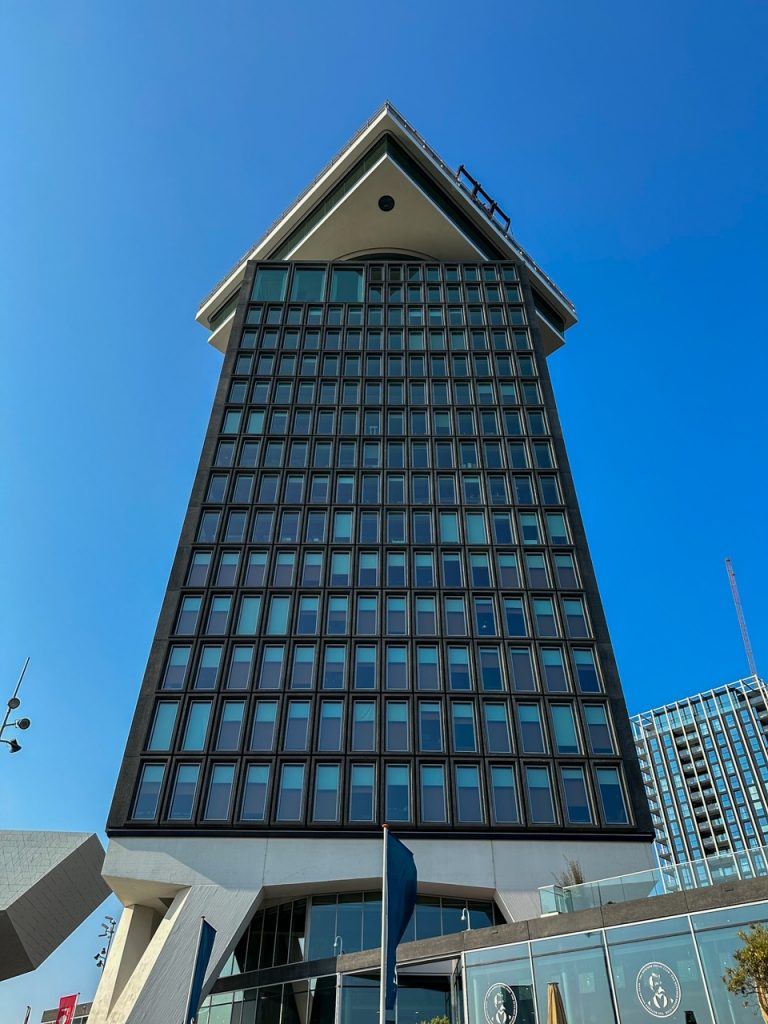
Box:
539;844;768;915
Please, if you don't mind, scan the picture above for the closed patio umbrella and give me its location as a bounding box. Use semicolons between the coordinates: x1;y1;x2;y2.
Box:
547;981;568;1024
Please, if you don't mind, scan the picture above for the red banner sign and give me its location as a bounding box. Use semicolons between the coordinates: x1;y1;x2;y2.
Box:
55;994;79;1024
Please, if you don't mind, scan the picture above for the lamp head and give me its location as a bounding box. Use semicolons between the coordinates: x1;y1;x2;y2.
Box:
8;739;21;754
16;718;31;730
7;697;20;710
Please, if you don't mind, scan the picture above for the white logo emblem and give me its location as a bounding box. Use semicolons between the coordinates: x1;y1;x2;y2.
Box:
635;961;681;1018
483;983;518;1024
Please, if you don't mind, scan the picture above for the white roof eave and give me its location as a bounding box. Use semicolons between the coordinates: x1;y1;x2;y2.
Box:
196;103;577;331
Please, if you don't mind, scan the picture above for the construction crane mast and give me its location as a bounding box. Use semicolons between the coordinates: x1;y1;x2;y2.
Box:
725;558;759;678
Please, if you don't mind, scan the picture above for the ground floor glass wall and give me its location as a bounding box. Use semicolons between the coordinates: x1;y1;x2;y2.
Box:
466;900;768;1024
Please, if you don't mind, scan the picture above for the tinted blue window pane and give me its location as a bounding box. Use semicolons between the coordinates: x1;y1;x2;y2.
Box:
252;267;288;301
133;764;165;819
331;268;364;302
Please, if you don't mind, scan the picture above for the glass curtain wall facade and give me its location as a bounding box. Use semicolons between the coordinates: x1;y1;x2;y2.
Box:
632;677;768;864
109;259;649;840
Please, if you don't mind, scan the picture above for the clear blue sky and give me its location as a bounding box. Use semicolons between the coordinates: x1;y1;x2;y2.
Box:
1;0;767;1017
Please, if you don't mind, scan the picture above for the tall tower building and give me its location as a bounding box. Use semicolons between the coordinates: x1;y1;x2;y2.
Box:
632;675;768;867
91;104;654;1024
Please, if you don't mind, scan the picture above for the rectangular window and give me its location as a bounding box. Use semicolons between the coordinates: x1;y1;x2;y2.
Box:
133;764;165;819
175;596;201;635
236;596;262;636
327;596;349;635
350;764;375;821
182;702;211;751
194;646;222;690
297;596;319;634
163;646;191;690
386;764;411;822
415;596;437;634
455;766;484;823
354;646;377;689
356;595;378;635
497;553;520;588
386;702;410;752
259;645;284;689
564;598;589;638
290;646;315;689
490;766;519;824
352;701;376;751
204;764;235;821
519;704;547;753
574;649;601;692
245;552;267;586
169;764;200;820
447;647;472;690
470;552;492;587
284;703;311;751
313;764;341;822
484;704;512;753
596;767;629;824
266;596;291;635
452;703;477;752
386;646;408;689
323;646;346;689
252;266;288;301
551;704;580;753
421;765;448;823
562;767;592;824
479;647;504;691
585;705;614;754
442;552;463;587
213;699;244;750
241;764;270;821
474;597;498;636
418;702;443;752
504;598;527;637
554;553;578;588
147;702;178;751
414;552;435;587
445;596;468;635
316;701;343;751
250;702;277;751
206;595;232;635
331;267;363;302
276;764;306;822
508;647;537;691
302;551;323;587
541;648;569;692
533;597;558;637
417;646;440;690
526;766;556;823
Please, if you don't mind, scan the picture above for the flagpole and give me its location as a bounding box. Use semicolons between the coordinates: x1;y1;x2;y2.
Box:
184;916;205;1024
379;824;388;1024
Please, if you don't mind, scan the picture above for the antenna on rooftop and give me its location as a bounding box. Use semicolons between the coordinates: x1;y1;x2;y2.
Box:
725;558;759;678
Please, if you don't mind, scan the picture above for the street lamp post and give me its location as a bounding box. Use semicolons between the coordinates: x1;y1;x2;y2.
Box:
0;658;31;754
95;915;117;969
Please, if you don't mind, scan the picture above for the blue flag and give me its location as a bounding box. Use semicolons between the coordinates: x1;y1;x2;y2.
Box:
185;918;216;1024
384;831;417;1015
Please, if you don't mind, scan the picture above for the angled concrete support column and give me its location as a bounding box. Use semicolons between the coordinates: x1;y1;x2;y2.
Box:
90;885;261;1024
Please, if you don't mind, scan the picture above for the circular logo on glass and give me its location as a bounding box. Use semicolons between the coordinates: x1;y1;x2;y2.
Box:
635;961;682;1018
483;982;518;1024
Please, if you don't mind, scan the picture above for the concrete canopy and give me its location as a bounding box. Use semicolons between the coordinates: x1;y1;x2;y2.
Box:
0;830;110;980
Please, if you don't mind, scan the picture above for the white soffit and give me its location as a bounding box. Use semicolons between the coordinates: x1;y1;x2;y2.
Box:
287;156;485;263
196;103;577;338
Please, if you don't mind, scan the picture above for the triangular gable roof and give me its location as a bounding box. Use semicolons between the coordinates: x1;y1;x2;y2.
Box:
197;102;576;353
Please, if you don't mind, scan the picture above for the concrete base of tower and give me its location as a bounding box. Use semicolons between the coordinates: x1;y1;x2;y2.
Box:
89;835;654;1024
